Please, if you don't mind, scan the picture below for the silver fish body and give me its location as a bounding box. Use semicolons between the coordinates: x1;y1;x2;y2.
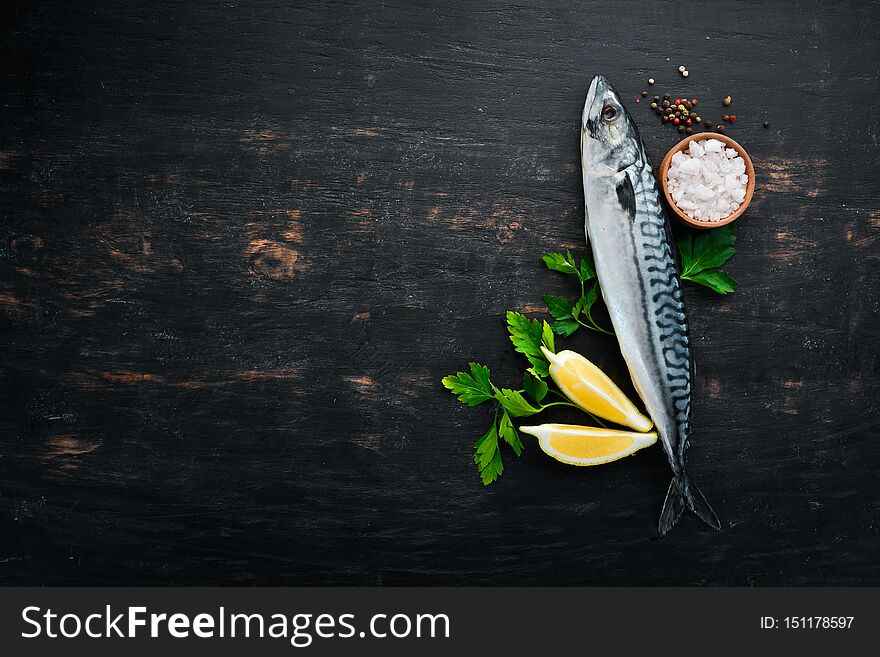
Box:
580;75;720;535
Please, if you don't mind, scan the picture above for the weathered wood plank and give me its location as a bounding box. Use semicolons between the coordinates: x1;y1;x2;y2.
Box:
0;0;878;584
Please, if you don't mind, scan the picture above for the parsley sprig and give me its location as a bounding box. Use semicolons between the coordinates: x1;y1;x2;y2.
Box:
541;251;613;337
676;224;738;294
443;313;588;484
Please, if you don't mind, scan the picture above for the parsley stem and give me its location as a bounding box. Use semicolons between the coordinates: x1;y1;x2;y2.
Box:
538;401;581;411
539;397;610;428
576;317;614;336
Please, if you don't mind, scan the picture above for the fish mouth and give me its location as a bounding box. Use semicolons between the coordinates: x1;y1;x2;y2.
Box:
584;74;612;121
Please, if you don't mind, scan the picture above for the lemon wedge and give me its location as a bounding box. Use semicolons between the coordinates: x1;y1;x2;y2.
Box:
520;423;658;466
541;347;653;432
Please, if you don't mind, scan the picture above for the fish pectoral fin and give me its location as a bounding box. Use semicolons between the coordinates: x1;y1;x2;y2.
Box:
615;172;636;222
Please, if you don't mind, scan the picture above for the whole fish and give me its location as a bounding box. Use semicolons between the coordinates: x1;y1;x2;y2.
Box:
580;74;720;535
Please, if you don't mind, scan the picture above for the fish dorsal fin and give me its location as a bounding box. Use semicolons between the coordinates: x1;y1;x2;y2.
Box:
615;172;636;222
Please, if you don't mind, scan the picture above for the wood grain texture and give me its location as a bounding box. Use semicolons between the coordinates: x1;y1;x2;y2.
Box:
0;0;878;585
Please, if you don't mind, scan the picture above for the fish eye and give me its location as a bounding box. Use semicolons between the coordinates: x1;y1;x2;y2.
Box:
602;105;617;121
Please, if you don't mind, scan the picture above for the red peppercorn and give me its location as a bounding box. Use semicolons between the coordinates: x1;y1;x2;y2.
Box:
673;118;680;125
729;115;737;123
674;99;680;105
685;118;692;126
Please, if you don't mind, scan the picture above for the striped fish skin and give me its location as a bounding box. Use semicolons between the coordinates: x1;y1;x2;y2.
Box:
580;75;720;535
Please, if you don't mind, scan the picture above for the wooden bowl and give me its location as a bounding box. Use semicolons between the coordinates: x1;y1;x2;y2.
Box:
658;132;755;229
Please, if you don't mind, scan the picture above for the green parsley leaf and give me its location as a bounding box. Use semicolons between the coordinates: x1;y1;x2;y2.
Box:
582;281;599;315
522;371;548;404
541;320;555;353
441;362;494;406
506;311;550;377
494;388;541;418
473;422;503;485
686;269;736;294
543;294;574;322
551;318;579;336
577;253;596;282
498;411;523;456
541;251;578;276
676;225;738;293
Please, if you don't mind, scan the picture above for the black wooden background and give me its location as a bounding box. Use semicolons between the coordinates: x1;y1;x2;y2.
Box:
1;0;878;585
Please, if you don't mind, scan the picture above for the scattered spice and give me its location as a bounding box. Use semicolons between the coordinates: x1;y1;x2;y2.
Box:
648;78;655;85
678;65;686;72
763;121;770;129
722;95;732;106
682;70;689;78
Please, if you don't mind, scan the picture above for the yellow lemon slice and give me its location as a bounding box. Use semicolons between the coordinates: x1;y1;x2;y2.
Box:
520;424;658;466
541;347;653;432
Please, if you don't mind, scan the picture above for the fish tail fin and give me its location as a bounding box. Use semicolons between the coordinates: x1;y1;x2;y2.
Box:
658;474;721;536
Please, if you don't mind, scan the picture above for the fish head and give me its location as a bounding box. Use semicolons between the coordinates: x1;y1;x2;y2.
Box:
581;75;642;177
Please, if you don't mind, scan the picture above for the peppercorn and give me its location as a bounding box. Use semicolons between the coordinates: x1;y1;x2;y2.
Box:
682;110;689;117
704;122;713;129
677;104;685;111
686;127;693;134
722;95;732;106
682;70;689;77
662;100;670;108
722;114;729;121
729;115;737;123
691;99;698;105
674;111;681;118
662;115;669;123
685;101;692;109
695;116;701;123
648;78;655;85
678;65;685;72
673;118;680;125
650;102;657;109
642;90;648;97
685;118;692;126
716;125;724;133
674;98;680;105
678;125;685;132
763;121;770;128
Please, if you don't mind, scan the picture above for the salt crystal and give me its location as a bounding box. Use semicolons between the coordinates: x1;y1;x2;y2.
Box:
680;158;701;175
